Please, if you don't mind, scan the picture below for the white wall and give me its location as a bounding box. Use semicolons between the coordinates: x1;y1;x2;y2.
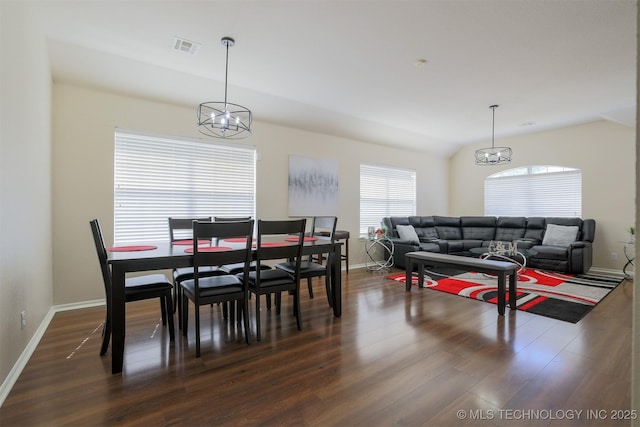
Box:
450;120;635;271
0;2;53;385
52;83;448;305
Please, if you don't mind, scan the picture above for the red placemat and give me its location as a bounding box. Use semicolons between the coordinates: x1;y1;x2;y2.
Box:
224;237;256;243
184;246;233;253
172;239;211;245
108;245;157;252
284;237;318;242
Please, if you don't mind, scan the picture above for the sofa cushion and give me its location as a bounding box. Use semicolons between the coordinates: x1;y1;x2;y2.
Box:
388;217;410;238
396;224;420;244
495;217;526;241
434;216;462;240
461;216;496;240
416;228;439;241
524;217;546;242
542;224;579;246
408;216;438;240
531;244;569;260
418;242;441;252
408;216;435;228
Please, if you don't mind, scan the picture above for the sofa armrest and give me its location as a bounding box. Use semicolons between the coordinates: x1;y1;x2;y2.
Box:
514;238;539;250
568;241;592;274
390;240;421;269
421;238;448;253
387;237;416;246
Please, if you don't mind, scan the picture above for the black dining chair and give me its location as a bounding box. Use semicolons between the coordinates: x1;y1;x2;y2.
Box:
214;216;277;312
179;219;254;357
276;216;336;306
214;216;270;274
89;219;174;356
244;219;306;341
214;216;254;275
168;217;224;314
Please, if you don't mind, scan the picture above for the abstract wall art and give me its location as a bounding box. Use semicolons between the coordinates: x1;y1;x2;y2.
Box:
288;155;338;216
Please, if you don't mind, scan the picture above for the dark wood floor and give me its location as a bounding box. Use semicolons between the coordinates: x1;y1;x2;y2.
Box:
0;268;632;426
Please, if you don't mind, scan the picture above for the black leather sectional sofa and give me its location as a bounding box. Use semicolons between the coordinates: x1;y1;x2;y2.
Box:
381;216;596;274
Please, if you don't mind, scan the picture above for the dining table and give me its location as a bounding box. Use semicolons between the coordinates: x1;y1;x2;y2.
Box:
107;238;343;374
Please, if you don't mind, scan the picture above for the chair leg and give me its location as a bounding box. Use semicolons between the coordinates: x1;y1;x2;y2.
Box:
294;290;302;331
177;285;183;330
160;297;167;325
266;293;272;310
275;292;282;315
307;277;314;299
195;303;201;357
222;302;229;319
182;294;189;337
172;281;179;313
165;294;175;341
100;312;111;356
255;294;261;342
242;298;250;344
231;301;237;323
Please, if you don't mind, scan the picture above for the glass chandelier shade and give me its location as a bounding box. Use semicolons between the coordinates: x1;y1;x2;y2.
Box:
475;105;512;166
197;37;252;139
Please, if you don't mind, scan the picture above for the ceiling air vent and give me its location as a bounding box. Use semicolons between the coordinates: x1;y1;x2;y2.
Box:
172;37;200;55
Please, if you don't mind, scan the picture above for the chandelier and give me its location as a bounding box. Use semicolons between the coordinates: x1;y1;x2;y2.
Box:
197;37;252;139
474;105;512;165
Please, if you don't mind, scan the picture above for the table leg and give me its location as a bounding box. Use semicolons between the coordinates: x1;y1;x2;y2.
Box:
110;265;126;374
405;260;413;291
418;264;425;288
509;271;517;309
330;246;342;317
497;273;506;316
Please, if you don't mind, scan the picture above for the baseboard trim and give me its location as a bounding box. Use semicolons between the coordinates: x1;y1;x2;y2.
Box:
0;299;106;407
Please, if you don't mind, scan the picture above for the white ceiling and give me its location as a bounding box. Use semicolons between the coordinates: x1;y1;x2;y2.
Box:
30;0;636;156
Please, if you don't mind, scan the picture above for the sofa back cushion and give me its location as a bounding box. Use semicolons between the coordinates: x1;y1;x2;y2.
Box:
387;217;410;238
460;216;496;240
524;217;546;242
408;216;439;240
434;216;462;240
495;217;526;241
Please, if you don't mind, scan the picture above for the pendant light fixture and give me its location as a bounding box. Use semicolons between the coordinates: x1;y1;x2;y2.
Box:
197;37;252;139
474;105;512;165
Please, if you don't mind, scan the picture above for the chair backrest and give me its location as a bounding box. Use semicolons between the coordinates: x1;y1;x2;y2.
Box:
168;217;213;242
213;216;252;222
192;220;255;284
311;216;337;241
255;219;306;279
89;219;111;298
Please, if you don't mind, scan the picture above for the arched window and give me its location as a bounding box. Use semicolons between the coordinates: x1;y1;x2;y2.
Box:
484;166;582;217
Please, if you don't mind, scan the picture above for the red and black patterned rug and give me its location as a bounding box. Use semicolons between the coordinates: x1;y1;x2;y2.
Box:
388;268;623;323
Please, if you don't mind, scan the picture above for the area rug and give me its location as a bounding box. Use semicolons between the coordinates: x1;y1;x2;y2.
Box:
388;268;623;323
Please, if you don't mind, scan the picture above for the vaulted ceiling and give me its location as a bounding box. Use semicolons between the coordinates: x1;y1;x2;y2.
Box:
31;0;636;156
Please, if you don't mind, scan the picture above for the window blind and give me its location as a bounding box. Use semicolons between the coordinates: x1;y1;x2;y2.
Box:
114;131;256;244
359;163;416;235
485;168;582;217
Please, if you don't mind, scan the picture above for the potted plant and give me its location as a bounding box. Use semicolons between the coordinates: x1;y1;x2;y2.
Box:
629;226;635;243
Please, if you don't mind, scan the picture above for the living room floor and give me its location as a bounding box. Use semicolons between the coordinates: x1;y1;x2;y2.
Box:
0;268;632;426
